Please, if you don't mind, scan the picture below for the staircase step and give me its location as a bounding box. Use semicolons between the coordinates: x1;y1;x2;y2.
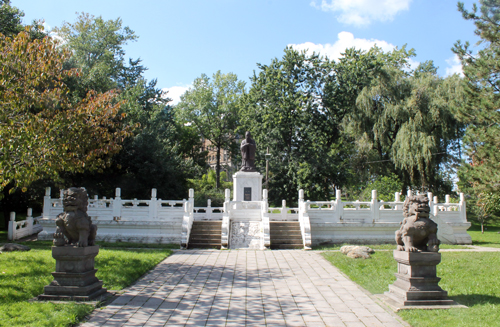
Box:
270;244;304;249
188;221;222;249
270;231;302;236
188;243;221;249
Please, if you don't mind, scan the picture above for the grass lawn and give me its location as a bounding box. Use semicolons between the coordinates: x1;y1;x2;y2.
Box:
0;239;172;327
467;222;500;248
313;242;470;251
322;250;500;327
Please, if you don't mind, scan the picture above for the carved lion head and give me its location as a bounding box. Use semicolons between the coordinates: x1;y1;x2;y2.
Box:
62;187;88;212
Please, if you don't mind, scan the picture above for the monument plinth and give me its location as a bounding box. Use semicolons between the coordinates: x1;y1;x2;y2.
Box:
233;171;263;202
385;251;453;306
39;245;107;301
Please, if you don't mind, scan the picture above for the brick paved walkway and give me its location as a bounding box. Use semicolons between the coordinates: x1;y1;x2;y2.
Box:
80;250;406;327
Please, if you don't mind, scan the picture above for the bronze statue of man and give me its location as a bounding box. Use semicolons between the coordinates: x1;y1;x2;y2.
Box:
240;131;257;172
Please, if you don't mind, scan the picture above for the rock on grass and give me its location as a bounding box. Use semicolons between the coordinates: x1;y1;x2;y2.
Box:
0;243;31;252
340;245;374;259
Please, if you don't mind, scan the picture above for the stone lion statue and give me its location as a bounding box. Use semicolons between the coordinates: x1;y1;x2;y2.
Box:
53;187;97;247
396;194;439;252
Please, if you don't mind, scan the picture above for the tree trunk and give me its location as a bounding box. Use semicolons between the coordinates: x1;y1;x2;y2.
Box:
216;145;221;189
481;221;484;234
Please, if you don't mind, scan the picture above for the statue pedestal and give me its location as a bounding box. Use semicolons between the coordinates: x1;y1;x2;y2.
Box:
384;251;454;307
39;245;107;301
233;171;263;202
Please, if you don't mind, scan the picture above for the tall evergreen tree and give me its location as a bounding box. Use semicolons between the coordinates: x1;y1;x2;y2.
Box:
453;0;500;193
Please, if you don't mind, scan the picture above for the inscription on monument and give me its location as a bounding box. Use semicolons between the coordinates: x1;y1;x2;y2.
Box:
244;187;252;201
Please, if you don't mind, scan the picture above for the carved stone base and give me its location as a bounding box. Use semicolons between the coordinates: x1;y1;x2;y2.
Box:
385;251;454;307
39;245;107;301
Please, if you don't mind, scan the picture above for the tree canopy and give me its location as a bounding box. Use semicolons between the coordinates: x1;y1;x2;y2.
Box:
0;28;131;194
176;71;245;189
453;0;500;193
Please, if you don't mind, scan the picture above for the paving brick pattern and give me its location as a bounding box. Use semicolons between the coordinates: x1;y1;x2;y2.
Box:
80;250;406;327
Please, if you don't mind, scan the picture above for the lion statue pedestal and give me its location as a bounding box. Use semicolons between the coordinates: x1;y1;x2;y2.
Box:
384;194;460;309
39;187;107;301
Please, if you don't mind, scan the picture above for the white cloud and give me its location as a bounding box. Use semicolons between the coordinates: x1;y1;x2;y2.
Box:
290;32;420;70
445;55;463;77
290;31;393;60
310;0;412;27
161;85;191;106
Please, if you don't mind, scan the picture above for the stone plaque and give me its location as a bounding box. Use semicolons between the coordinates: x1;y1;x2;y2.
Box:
244;187;252;201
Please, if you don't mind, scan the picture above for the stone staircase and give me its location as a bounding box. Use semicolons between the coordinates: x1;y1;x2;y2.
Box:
188;221;222;249
270;221;303;249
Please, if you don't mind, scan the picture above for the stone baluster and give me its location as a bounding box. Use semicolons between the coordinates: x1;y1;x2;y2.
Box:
112;188;122;220
224;189;231;213
7;212;16;240
26;208;33;235
369;190;378;223
149;188;158;219
445;194;450;211
43;187;51;218
282;200;287;220
298;189;305;213
395;192;401;210
459;193;466;222
334;189;342;222
207;199;212;219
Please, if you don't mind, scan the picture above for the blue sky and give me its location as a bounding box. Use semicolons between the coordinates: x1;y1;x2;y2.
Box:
17;0;480;104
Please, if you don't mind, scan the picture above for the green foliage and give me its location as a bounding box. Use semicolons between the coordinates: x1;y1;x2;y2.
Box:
323;250;500;326
0;29;131;195
0;0;23;37
53;12;138;98
50;13;195;200
345;46;463;193
453;1;500;194
359;173;403;202
176;71;245;189
187;170;232;206
242;47;355;205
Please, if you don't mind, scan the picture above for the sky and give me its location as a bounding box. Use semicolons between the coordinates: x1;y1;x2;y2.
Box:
17;0;481;104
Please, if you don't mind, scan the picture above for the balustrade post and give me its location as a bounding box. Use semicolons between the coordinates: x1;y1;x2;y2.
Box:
445;194;450;211
394;192;401;210
335;189;342;222
26;208;33;234
459;193;466;222
370;190;378;223
43;187;51;219
427;192;434;219
113;188;122;220
149;188;158;219
282;200;287;220
224;189;231;213
8;212;15;240
207;199;212;219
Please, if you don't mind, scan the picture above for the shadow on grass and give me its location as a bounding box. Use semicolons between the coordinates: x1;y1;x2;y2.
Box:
452;294;500;307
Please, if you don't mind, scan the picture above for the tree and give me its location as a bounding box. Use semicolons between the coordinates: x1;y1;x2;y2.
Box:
0;0;45;40
453;1;500;193
176;71;245;189
344;47;463;194
52;12;139;98
0;29;131;195
0;0;23;36
50;13;197;200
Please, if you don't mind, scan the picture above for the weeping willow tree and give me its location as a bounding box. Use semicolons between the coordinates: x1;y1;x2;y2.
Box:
343;47;465;193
